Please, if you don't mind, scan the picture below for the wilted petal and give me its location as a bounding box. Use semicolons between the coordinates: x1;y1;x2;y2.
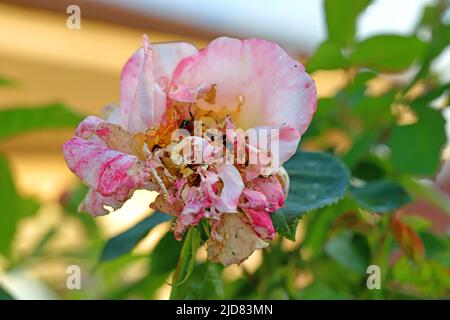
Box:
240;188;276;240
74;117;146;157
173;37;317;134
95;122;146;157
214;164;244;213
79;188;123;217
207;213;268;266
74;116;104;143
248;175;285;212
150;192;184;216
62;137;148;199
242;208;275;240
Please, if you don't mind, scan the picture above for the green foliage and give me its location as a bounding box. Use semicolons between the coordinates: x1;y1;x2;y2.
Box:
283;151;350;212
324;0;372;48
1;0;449;301
388;107;446;175
350;35;426;72
307;41;346;72
100;212;171;262
170;227;202;299
0;103;84;141
272;151;350;240
0;76;15;87
351;180;412;213
325;231;371;274
0;286;14;300
171;262;224;300
0;155;39;257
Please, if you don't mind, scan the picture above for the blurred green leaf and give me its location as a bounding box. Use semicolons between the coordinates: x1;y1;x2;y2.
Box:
171;262;224;300
0;155;40;257
307;41;346;72
272;151;350;240
29;228;57;259
411;82;450;108
408;1;450;91
110;231;183;299
100;212;171;262
0;155;21;256
61;184;101;239
324;0;372;47
352;159;386;181
170;227;202;299
0;76;15;87
350;35;426;72
0;286;14;300
392;257;450;297
351;93;396;129
325;231;371;274
151;231;182;275
342;131;380;168
419;231;449;263
0;103;84;141
297;279;350;300
388;107;446;176
351;180;412;213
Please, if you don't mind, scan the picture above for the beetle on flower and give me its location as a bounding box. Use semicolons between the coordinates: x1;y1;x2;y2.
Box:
62;35;317;266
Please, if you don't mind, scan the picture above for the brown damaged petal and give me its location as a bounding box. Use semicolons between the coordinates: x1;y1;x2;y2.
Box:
207;212;268;267
95;123;147;159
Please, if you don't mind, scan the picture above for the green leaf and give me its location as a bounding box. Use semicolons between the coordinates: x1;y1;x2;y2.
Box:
271;151;350;240
284;151;350;211
411;82;450;109
171;262;224;300
116;231;182;299
350;35;426;72
350;92;396;129
0;155;40;257
0;76;15;87
351;180;412;213
407;4;450;92
270;205;303;241
297;279;350;300
100;212;171;262
307;41;346;72
325;231;371;274
388;107;446;176
170;227;202;299
0;286;14;300
342;131;380;168
301;198;355;258
324;0;372;47
151;231;182;275
0;103;84;141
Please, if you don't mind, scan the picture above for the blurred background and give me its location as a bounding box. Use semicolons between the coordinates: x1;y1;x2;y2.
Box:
0;0;449;300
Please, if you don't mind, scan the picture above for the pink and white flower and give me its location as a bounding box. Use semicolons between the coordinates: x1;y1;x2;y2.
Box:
62;35;317;266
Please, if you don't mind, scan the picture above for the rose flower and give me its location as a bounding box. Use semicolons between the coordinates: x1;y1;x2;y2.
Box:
62;35;317;266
